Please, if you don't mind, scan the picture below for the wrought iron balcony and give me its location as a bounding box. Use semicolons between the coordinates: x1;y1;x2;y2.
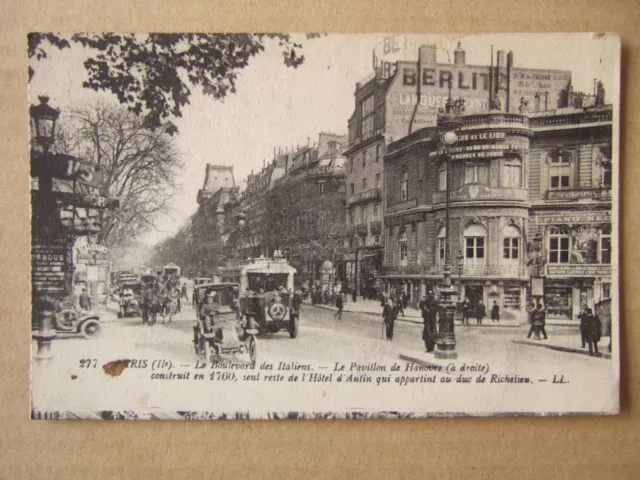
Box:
383;264;527;277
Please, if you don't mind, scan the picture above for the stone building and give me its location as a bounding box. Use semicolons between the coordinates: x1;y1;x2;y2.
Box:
381;94;613;323
344;41;575;301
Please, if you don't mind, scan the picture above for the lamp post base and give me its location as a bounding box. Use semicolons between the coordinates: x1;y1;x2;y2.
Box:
435;286;458;360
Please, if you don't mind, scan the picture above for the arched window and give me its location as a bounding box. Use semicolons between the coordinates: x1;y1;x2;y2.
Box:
464;224;486;266
399;228;408;265
437;227;446;265
502;225;521;262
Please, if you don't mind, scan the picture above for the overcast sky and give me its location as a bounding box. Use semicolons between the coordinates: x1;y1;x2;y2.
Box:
28;33;619;246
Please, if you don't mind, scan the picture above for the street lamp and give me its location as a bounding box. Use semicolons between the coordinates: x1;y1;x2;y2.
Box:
434;92;463;360
30;95;61;361
30;96;60;153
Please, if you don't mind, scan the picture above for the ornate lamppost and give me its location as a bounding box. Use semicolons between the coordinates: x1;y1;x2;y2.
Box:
434;93;463;360
30;96;61;360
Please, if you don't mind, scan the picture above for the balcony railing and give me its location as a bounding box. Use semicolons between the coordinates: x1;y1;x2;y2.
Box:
347;187;381;206
463;112;530;128
383;264;527;277
529;108;612;129
307;164;347;177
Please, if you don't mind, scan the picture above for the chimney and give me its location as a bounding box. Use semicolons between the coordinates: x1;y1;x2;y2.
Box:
596;81;606;106
454;42;465;65
497;50;505;69
418;44;437;64
506;50;514;68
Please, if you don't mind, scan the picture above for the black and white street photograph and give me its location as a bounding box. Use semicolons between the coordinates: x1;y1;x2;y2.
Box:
28;33;620;419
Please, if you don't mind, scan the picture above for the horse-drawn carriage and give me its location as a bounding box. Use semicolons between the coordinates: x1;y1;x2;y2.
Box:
193;283;258;365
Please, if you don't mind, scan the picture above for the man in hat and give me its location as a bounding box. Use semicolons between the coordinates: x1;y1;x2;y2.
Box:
421;292;438;352
199;291;218;332
491;300;500;322
79;287;92;311
382;297;398;341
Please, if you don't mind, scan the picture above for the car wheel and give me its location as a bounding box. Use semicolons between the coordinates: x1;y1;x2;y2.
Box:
81;320;101;339
289;315;299;339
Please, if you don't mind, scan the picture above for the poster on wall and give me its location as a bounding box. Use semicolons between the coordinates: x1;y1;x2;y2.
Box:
29;33;619;420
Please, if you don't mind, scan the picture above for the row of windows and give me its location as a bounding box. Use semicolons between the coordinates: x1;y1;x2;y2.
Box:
391;224;612;266
436;158;523;192
350;173;381;195
348;203;382;225
349;144;384;172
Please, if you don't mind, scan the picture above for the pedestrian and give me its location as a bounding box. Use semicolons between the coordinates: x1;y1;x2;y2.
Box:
491;300;500;322
578;304;589;348
583;307;601;356
461;298;470;326
334;293;344;320
526;302;537;338
79;287;92;311
181;283;188;300
421;292;438;352
397;294;405;317
382;297;397;341
475;300;486;325
533;303;548;340
380;291;386;308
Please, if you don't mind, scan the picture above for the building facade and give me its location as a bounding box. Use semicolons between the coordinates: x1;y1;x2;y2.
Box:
381;100;613;323
344;41;576;301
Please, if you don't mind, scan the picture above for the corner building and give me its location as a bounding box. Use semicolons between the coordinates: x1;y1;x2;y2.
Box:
344;40;576;300
381;101;613;323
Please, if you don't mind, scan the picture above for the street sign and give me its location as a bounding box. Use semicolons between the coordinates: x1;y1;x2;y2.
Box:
31;153;103;188
31;237;74;296
53;191;120;210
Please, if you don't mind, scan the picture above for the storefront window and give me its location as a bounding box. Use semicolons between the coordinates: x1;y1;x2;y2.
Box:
548;227;570;264
465;161;488;185
544;286;573;319
503;288;521;311
502;157;522;187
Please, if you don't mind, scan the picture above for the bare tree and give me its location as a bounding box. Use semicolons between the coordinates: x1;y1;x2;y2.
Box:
54;102;183;248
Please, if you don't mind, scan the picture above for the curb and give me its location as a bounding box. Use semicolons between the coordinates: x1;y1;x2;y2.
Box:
511;339;612;359
309;303;423;325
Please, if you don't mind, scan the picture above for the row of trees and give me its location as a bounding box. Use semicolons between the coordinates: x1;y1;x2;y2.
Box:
149;174;349;284
29;33;318;253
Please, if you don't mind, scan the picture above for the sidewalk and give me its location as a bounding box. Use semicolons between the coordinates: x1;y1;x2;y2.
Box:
512;335;612;359
307;298;521;327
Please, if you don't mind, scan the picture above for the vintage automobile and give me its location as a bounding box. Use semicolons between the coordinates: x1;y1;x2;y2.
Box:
117;280;144;318
163;262;181;279
216;257;300;338
193;283;258;365
53;300;102;339
192;277;213;305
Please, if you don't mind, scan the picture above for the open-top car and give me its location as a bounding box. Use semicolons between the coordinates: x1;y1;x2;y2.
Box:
216;257;301;338
193;283;258;365
118;280;144;318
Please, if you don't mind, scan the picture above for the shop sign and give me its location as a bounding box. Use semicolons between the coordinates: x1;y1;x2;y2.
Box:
31;238;74;295
547;264;612;277
76;244;109;266
385;211;426;227
534;212;611;225
546;189;611;201
433;184;527;203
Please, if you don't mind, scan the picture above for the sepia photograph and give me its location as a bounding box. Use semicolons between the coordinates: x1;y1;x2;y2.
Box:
28;32;620;419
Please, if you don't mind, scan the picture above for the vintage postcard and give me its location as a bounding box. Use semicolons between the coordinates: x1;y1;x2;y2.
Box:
29;33;620;419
